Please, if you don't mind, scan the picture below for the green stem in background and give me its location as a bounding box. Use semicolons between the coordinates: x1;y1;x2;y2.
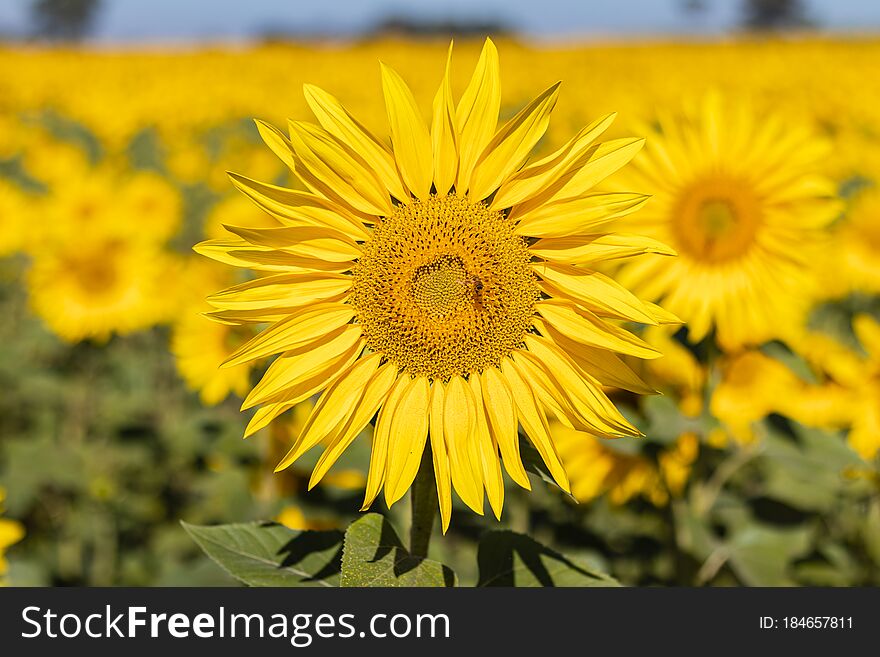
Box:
409;445;437;559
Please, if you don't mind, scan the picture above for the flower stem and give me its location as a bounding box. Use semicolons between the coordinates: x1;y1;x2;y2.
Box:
409;445;437;559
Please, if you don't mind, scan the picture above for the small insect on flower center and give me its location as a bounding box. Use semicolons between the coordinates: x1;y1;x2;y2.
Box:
350;193;539;381
674;175;762;263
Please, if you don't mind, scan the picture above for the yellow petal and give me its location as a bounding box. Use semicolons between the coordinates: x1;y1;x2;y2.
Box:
443;375;484;514
429;381;453;533
523;335;640;438
490;112;616;210
222;224;362;262
254;119;296;172
455;37;500;193
645;301;683;325
225;247;353;272
509;351;576;430
534;262;657;324
228;172;371;240
431;43;458;196
481;368;530;490
362;374;410;510
384;376;431;506
513;192;650;238
223;302;355;368
193;238;352;273
242;326;363;409
288;120;391;216
536;300;661;360
245;400;296;438
469;375;505;520
309;362;399;489
528;233;676;265
547;137;645;201
500;358;570;493
275;353;382;471
534;317;655;395
204;304;342;326
206;272;351;312
381;63;433;199
469;82;560;201
244;340;364;429
303;83;409;201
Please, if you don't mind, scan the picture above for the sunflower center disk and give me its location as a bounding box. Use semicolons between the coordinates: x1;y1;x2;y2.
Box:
411;255;474;319
351;193;539;381
674;176;761;263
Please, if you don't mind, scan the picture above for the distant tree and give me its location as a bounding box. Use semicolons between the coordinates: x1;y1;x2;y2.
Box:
741;0;814;30
31;0;101;41
681;0;709;16
369;15;512;39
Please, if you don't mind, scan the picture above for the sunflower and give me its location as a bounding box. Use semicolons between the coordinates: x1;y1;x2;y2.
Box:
171;259;257;405
613;92;841;351
26;166;183;253
0;180;29;257
0;487;25;583
832;186;880;297
789;317;880;460
27;236;174;342
711;349;854;445
197;39;673;529
555;422;698;506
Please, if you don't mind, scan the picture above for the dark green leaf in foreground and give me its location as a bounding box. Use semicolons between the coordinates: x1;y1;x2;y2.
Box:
340;513;456;587
477;530;621;587
182;521;343;587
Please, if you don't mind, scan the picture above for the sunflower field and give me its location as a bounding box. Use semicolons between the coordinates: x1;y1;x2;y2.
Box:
2;36;880;588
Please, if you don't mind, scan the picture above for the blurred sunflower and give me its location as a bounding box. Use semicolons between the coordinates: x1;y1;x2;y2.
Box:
614;93;841;350
32;166;183;248
833;186;880;296
197;39;674;529
203;194;281;242
171;259;257;405
27;237;175;342
791;316;880;460
555;422;698;506
117;170;183;245
0;487;25;584
711;349;853;445
0;180;29;257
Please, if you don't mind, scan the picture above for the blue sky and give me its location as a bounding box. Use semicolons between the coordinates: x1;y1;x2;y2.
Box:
1;0;879;41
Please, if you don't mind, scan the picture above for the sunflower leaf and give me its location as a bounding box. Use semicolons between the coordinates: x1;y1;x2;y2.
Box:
340;513;456;587
477;530;620;587
181;521;343;587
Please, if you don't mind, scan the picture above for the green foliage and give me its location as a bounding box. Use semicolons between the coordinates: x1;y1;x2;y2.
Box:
340;514;455;587
182;522;343;587
477;530;620;587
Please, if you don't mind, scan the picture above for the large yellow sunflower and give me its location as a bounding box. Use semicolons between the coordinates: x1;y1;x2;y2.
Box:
197;39;674;529
613;93;841;350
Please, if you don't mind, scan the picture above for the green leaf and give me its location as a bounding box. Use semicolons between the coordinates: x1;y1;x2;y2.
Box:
641;394;703;445
340;513;456;587
726;523;813;586
759;423;865;512
477;530;620;587
181;521;343;587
